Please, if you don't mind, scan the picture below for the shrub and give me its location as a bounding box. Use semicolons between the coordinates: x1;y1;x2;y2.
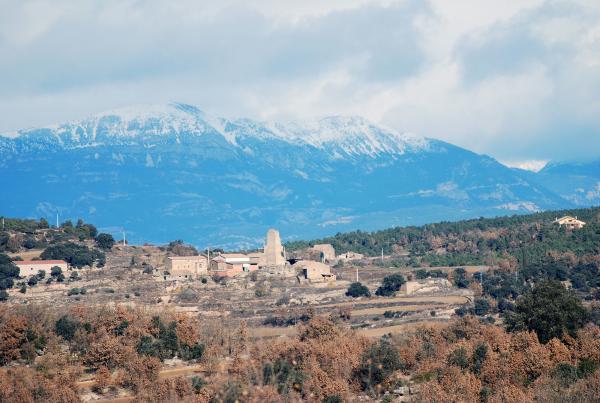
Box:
191;376;207;393
454;268;470;288
577;358;599;378
178;288;199;303
276;294;291;306
505;280;588;343
552;363;579;387
67;288;80;296
95;233;115;250
376;274;406;297
262;359;304;395
42;242;104;268
55;315;80;341
447;347;469;369
472;298;491;316
346;282;371;298
355;339;401;395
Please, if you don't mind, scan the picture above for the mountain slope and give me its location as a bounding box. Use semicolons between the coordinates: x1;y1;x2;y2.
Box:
0;103;574;248
532;160;600;206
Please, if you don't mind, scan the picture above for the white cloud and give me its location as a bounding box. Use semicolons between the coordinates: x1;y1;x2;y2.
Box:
0;0;599;162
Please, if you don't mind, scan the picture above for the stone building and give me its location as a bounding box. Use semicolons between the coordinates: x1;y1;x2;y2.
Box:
311;244;336;263
293;260;336;283
264;228;286;266
15;260;68;277
209;253;259;277
165;255;207;280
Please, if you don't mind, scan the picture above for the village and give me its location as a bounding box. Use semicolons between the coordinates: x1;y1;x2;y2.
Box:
1;212;598;402
6;222;490;344
7;215;588;335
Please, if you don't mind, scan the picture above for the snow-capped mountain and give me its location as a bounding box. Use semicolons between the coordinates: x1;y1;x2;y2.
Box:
0;103;582;248
1;103;428;157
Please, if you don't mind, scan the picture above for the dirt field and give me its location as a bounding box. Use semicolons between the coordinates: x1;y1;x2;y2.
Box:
8;248;43;260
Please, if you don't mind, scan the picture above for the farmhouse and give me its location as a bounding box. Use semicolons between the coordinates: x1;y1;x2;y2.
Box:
553;216;586;230
165;255;207;280
293;260;336;283
209;253;259;277
15;260;68;277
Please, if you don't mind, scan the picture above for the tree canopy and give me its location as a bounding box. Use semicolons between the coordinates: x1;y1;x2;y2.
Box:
505;280;589;343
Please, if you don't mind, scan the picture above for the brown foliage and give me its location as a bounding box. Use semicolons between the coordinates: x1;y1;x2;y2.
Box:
175;314;201;347
0;314;27;365
116;355;161;393
85;330;134;369
0;367;80;403
94;365;112;392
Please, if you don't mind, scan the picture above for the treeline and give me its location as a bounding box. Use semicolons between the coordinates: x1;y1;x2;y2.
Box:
286;206;600;258
0;217;100;253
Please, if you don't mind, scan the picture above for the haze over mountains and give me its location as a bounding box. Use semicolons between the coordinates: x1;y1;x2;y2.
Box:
1;103;598;249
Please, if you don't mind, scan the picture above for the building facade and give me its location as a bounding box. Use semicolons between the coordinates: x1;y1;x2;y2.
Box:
15;260;68;277
554;216;586;230
165;255;208;280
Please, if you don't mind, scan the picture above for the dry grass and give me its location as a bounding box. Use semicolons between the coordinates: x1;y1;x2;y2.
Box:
319;295;470;309
350;303;454;316
8;249;44;260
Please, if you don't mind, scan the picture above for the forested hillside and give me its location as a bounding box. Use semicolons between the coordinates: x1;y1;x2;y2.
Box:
287;206;600;265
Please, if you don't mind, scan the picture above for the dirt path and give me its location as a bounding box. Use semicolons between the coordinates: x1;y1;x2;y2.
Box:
350;303;449;316
78;364;209;386
317;294;470;309
359;320;447;337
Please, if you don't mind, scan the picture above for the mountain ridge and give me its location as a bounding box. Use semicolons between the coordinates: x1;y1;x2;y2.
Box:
0;103;598;248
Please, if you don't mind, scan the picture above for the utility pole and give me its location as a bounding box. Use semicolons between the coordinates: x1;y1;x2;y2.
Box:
122;230;126;246
381;247;384;263
1;217;4;231
356;267;359;282
56;213;59;228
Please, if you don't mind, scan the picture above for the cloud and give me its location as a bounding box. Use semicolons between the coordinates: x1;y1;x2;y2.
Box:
0;0;598;162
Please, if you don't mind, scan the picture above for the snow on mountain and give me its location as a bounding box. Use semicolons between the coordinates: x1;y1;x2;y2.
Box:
2;103;429;158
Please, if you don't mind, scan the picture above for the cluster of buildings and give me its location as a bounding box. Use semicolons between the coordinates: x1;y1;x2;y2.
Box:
165;229;336;283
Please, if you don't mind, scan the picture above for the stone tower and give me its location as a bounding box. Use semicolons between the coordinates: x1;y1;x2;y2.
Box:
264;228;285;266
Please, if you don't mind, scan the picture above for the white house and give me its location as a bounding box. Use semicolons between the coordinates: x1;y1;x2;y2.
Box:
15;260;68;277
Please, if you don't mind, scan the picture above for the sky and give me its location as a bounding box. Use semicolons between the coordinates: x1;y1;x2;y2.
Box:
1;0;599;167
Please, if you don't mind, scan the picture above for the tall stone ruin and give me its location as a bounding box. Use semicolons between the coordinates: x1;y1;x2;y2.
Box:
264;228;286;266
